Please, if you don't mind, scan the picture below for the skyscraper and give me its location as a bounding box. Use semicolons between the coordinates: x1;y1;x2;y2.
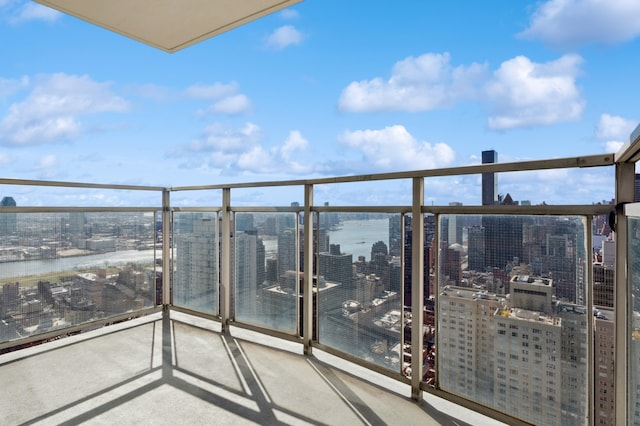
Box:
277;228;297;279
319;244;353;296
482;150;498;206
439;275;588;425
174;218;217;313
0;196;17;236
235;229;265;319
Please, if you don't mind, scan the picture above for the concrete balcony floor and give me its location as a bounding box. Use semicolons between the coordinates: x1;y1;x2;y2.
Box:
0;311;503;426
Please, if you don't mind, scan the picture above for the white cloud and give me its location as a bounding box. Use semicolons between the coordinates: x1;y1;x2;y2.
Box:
265;25;304;50
0;76;29;98
338;53;487;113
185;82;252;116
209;94;252;115
338;52;585;130
339;125;455;171
0;73;129;145
178;125;311;175
520;0;640;48
1;1;60;24
31;154;60;179
596;114;638;153
11;2;59;23
485;54;585;129
281;130;308;160
605;141;625;153
596;114;637;140
185;122;261;153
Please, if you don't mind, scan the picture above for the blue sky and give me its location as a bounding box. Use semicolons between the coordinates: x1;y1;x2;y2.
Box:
0;0;639;207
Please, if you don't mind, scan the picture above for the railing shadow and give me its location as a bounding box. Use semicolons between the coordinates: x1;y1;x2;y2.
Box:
3;308;455;425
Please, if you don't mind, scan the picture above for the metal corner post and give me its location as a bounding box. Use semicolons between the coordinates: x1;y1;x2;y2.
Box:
162;189;171;307
221;188;231;334
303;184;314;355
585;215;594;425
615;161;635;424
411;177;425;401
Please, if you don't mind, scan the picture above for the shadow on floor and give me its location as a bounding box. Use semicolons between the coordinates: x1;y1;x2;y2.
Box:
1;309;481;426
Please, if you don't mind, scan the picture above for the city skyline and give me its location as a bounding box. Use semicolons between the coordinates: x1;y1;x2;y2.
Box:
0;1;638;207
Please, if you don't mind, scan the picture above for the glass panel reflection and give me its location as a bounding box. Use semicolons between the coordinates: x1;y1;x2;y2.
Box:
0;211;158;344
436;214;588;426
172;212;218;315
317;213;403;373
234;212;298;334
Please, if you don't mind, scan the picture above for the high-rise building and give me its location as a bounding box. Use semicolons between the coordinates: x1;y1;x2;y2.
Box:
277;228;297;278
482;150;498;206
235;230;264;319
174;218;217;313
319;244;353;298
594;307;615;425
483;215;526;272
557;303;588;426
467;225;485;271
69;212;86;237
0;196;17;236
438;286;502;406
235;213;254;232
438;275;588;426
593;263;614;308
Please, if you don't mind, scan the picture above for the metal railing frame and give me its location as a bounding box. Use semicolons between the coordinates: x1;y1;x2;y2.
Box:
2;150;635;425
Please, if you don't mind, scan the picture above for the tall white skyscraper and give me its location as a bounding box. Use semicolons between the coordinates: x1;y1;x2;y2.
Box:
439;275;587;426
174;217;217;314
235;230;264;320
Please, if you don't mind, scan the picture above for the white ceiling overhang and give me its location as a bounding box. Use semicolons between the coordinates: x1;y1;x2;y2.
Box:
34;0;303;53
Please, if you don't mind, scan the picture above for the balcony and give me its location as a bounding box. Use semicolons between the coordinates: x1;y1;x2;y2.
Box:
0;128;639;425
0;310;496;425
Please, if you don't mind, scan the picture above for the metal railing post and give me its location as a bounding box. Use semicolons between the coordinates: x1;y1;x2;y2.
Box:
221;188;231;333
303;184;314;355
411;177;424;401
615;161;635;424
162;189;171;307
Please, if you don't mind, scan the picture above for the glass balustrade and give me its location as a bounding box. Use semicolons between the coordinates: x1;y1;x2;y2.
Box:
0;210;158;345
1;149;636;425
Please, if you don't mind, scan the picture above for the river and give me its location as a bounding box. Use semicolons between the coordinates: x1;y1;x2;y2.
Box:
0;250;156;279
0;219;389;279
328;219;389;261
260;219;390;261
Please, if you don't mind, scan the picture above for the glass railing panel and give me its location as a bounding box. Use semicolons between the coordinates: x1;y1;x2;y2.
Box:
229;188;303;208
315;180;412;206
0;185;162;207
233;212;298;334
629;216;640;426
169;189;222;207
593;212;616;425
0;211;158;345
172;212;218;315
436;214;588;426
317;212;403;372
421;167;615;207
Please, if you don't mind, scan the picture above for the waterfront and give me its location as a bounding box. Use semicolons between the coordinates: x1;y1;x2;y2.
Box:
0;218;390;281
260;219;390;261
0;249;156;280
328;218;389;261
